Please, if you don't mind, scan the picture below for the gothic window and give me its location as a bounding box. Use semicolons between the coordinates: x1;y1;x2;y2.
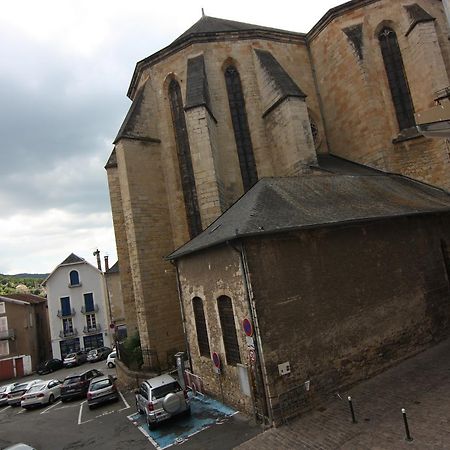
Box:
192;297;210;357
224;66;258;192
168;79;203;238
69;270;80;286
217;295;241;365
378;27;415;131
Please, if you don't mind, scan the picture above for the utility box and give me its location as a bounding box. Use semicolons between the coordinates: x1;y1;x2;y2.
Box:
278;361;291;376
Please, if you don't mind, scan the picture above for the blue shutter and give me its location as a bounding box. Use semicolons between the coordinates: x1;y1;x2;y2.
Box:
60;297;71;315
84;293;94;312
69;270;80;286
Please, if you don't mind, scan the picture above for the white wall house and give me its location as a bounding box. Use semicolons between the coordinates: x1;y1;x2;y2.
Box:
42;254;112;359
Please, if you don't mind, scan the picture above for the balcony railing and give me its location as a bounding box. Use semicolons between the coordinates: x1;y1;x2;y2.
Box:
59;328;78;338
0;329;15;340
57;308;76;318
83;324;102;334
81;304;99;314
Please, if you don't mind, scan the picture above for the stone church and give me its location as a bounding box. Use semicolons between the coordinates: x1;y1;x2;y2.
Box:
106;0;450;423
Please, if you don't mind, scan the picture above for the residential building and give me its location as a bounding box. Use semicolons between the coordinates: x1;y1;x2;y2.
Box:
42;254;112;359
105;0;450;422
0;293;51;380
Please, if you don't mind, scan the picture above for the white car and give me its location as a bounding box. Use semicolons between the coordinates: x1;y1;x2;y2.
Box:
21;379;62;409
8;380;43;407
0;383;17;406
106;351;116;368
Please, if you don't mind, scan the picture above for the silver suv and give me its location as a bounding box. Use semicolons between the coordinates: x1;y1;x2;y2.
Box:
135;374;190;429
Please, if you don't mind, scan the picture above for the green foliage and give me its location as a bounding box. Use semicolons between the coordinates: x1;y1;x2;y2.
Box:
0;274;46;297
120;331;143;370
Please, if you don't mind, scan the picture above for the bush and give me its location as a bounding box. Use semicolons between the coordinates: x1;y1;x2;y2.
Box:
119;331;143;370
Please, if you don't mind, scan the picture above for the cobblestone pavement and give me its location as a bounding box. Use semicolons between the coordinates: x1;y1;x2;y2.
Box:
236;338;450;449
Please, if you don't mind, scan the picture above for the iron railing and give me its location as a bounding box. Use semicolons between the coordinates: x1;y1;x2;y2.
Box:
81;304;99;314
59;328;78;338
57;308;76;318
83;324;102;334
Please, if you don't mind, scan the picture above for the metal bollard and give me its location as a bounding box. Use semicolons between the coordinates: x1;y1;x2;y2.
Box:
348;396;357;423
402;408;413;442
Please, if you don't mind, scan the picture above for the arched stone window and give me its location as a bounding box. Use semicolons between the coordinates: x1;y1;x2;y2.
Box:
378;27;415;131
69;270;80;286
192;297;210;357
168;79;202;238
217;295;241;365
224;66;258;192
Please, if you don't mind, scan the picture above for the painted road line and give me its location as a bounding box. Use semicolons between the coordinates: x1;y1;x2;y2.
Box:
0;405;11;413
78;401;85;425
127;413;161;450
16;408;25;415
119;390;130;409
40;399;61;415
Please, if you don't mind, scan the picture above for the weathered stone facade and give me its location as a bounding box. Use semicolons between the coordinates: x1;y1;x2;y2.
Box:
106;0;450;378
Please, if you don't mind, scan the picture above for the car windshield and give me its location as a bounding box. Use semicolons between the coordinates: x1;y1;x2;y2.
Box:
27;384;46;393
152;382;182;399
90;379;112;391
11;383;28;392
65;353;76;359
63;377;81;385
110;352;116;358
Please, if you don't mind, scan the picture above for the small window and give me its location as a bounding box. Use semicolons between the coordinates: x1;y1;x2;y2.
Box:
0;302;5;314
217;296;241;365
0;341;9;356
69;270;80;286
192;297;211;357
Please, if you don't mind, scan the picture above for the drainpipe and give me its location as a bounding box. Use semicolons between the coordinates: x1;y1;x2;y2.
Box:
170;260;193;375
228;240;273;427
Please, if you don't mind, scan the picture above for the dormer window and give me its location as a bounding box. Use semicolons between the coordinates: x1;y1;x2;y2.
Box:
69;270;81;287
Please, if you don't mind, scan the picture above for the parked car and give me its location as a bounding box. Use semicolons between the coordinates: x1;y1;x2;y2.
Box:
61;368;103;402
0;383;17;406
3;444;36;450
87;347;112;363
21;379;62;409
7;380;43;406
36;358;64;375
106;351;116;368
63;350;87;367
87;375;119;409
135;374;190;429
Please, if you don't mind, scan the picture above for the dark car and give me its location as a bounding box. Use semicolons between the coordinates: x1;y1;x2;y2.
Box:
61;368;103;402
87;347;112;363
87;375;119;409
37;358;64;375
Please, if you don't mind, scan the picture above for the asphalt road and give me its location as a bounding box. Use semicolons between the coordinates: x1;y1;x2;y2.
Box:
0;361;261;450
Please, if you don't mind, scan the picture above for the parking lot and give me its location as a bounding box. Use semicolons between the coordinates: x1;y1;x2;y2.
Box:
0;361;261;450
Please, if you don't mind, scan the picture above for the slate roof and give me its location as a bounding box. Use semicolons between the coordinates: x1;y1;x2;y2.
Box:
167;170;450;260
106;261;119;274
172;15;303;45
60;253;85;265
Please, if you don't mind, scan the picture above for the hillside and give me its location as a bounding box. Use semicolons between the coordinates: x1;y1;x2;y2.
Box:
0;274;48;296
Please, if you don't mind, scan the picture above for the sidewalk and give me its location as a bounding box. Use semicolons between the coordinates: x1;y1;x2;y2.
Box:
236;338;450;449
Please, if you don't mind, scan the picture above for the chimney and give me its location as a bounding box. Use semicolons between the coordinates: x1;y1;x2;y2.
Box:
104;255;109;272
93;249;101;271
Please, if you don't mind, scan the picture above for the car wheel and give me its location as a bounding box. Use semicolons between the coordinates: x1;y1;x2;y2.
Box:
136;399;143;414
61;398;67;403
147;418;157;430
48;394;55;404
184;406;191;417
108;362;114;368
88;404;93;410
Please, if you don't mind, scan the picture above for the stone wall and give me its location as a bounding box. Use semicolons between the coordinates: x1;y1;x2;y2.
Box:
245;214;450;423
309;0;450;189
177;245;255;416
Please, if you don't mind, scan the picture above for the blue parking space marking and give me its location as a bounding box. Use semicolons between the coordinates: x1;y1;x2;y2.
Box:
128;394;237;449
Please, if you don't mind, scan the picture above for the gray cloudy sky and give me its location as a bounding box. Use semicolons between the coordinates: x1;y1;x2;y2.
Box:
0;0;341;274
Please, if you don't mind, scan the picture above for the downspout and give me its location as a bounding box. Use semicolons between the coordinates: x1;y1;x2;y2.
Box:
170;260;193;374
228;240;273;427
